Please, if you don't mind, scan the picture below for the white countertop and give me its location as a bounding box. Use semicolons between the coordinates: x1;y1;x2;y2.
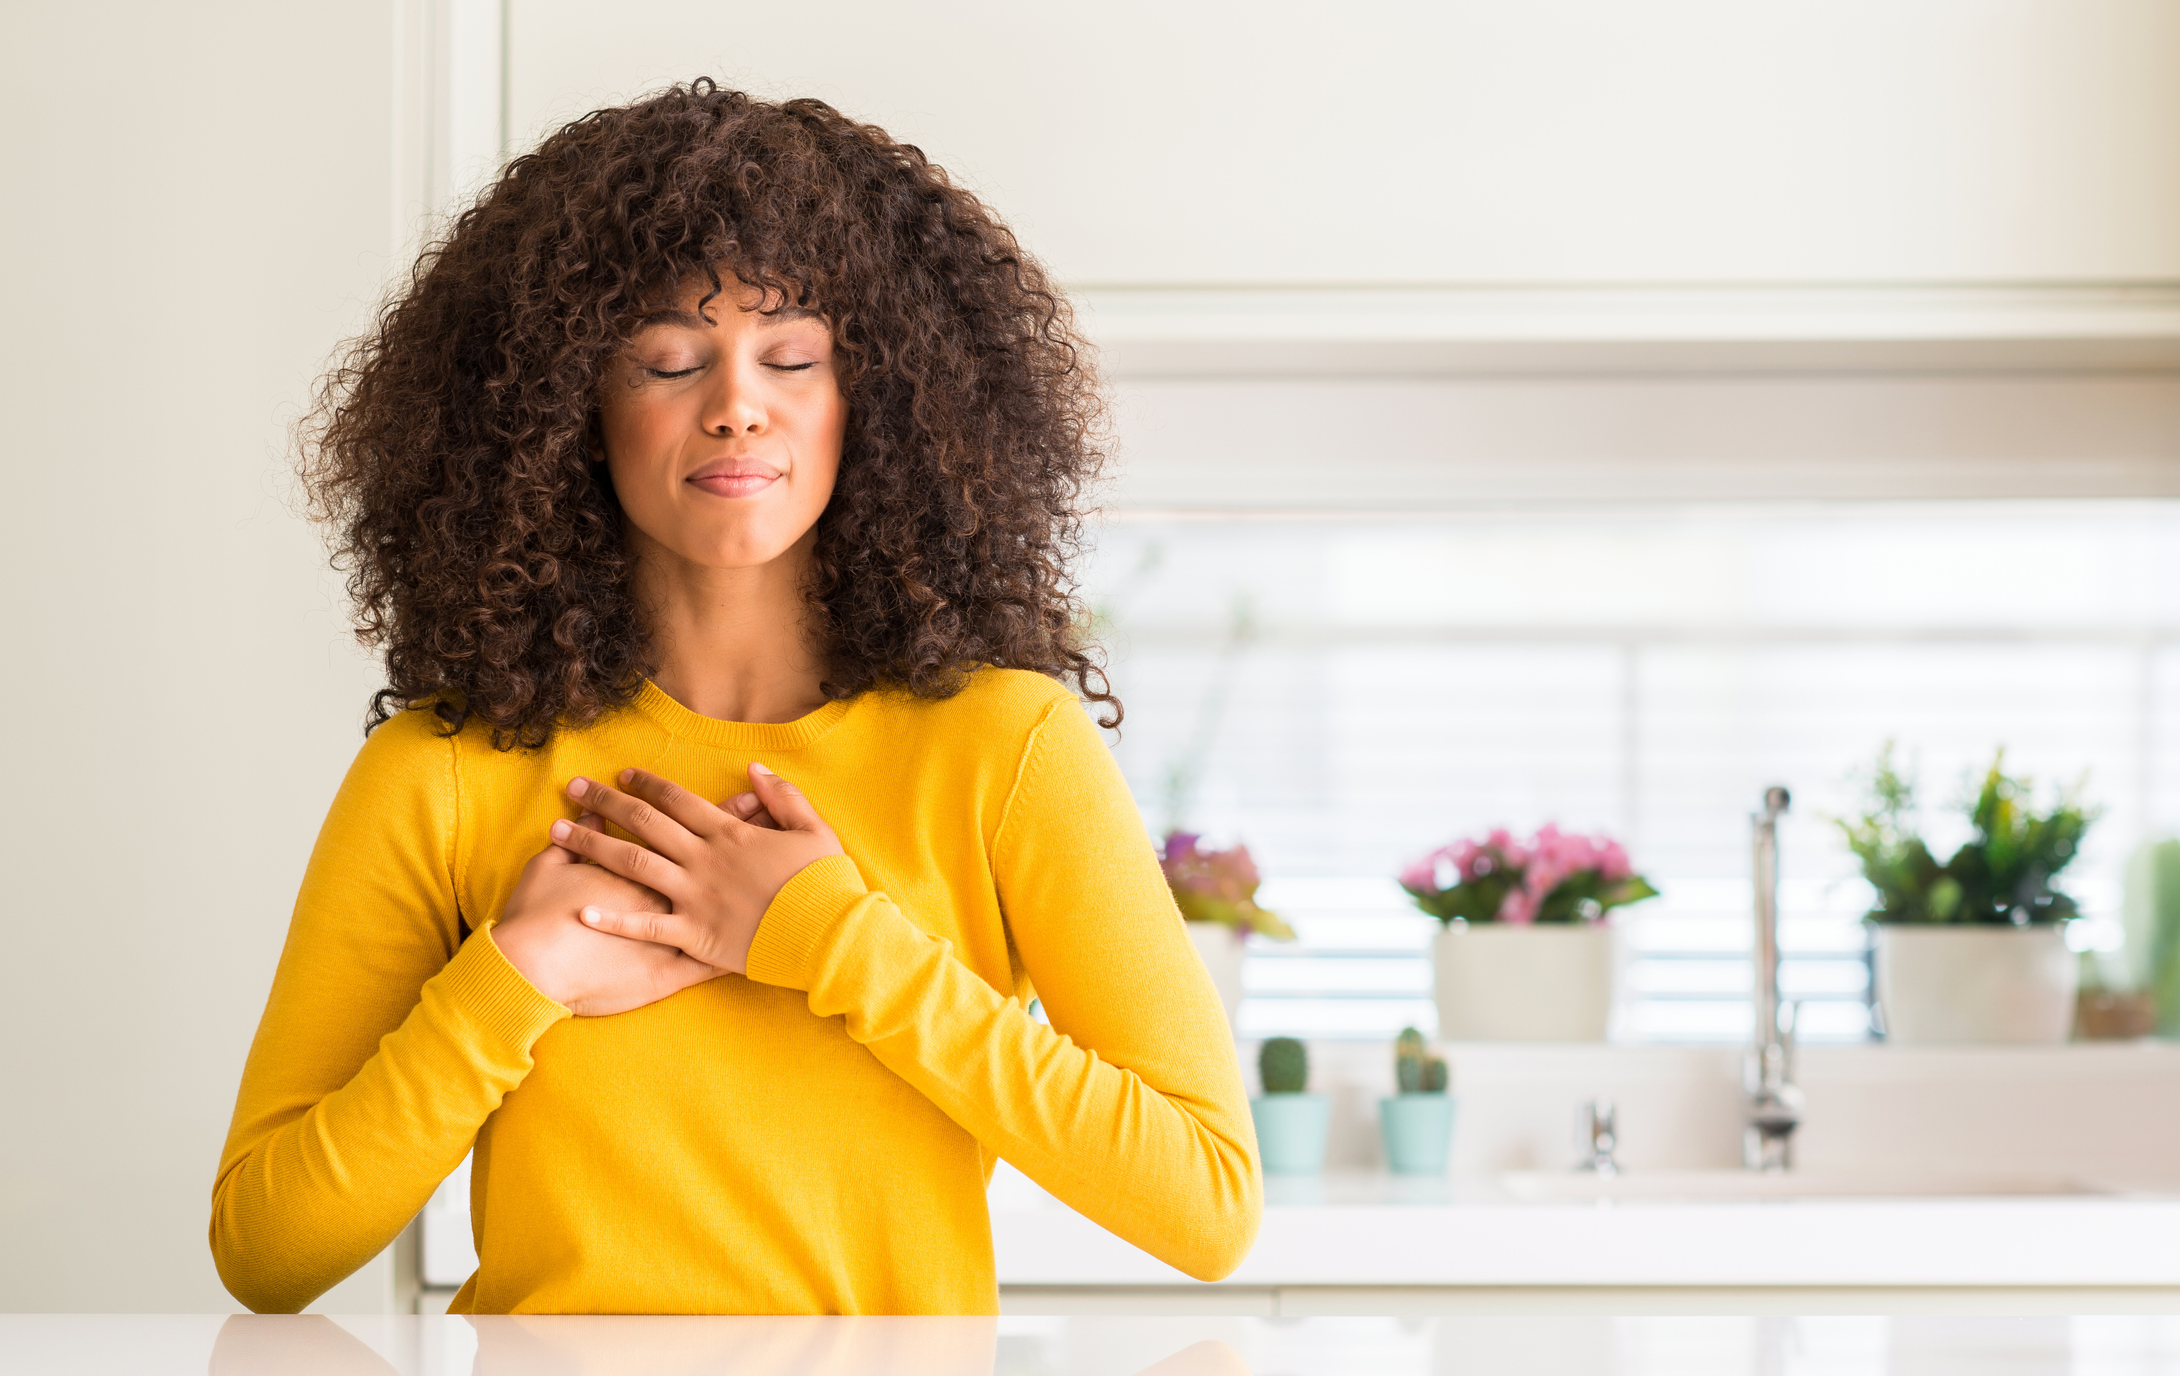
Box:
13;1314;2180;1375
408;1044;2180;1295
990;1165;2180;1289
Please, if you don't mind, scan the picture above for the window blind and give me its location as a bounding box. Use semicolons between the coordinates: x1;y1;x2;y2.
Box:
1088;502;2166;1042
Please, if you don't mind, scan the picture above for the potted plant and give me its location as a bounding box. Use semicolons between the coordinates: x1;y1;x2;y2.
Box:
1250;1037;1330;1174
1161;831;1295;1028
1840;745;2097;1044
2122;837;2180;1036
1399;825;1658;1041
1379;1028;1455;1174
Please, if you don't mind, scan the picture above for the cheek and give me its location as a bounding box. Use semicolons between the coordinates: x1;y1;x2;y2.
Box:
599;389;682;473
597;421;683;543
600;392;670;457
796;393;849;497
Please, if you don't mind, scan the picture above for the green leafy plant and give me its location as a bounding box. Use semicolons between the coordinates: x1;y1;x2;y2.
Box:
1393;1027;1448;1094
2124;838;2180;1034
1838;743;2098;925
1259;1037;1309;1094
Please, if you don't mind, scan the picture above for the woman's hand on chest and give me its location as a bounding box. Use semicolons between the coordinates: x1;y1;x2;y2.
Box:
490;814;728;1017
547;762;845;976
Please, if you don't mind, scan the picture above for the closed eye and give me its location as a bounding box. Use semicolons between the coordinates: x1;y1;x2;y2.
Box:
645;366;701;380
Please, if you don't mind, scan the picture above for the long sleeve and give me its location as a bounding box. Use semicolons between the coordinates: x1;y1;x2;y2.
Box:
210;709;569;1313
743;694;1263;1281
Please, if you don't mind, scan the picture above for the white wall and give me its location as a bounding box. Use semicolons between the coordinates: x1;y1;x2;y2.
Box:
5;0;2180;1317
0;4;405;1312
1265;1042;2180;1177
1108;373;2180;509
506;0;2180;286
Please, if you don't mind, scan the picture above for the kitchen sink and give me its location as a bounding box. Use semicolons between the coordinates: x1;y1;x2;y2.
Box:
1495;1168;2107;1203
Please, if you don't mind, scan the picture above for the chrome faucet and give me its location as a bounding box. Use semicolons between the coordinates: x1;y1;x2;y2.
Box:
1579;1098;1619;1175
1746;786;1804;1172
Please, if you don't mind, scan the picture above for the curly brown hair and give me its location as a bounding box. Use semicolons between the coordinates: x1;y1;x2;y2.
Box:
299;79;1117;750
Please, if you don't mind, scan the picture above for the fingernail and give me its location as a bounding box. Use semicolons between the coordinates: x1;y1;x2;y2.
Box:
579;811;599;823
750;762;774;777
568;777;590;799
582;906;603;924
551;819;572;841
618;768;635;785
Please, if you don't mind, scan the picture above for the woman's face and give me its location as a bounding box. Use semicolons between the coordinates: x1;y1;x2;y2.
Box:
597;276;846;575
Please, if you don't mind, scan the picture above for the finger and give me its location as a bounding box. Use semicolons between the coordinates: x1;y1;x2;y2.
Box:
549;816;684;898
746;762;830;836
534;811;606;865
642;952;730;1008
662;952;730;992
564;775;701;864
614;767;728;839
725;792;781;830
580;905;705;957
571;810;609;843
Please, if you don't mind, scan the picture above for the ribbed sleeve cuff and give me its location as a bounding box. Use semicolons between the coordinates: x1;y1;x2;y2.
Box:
424;924;572;1052
744;852;869;992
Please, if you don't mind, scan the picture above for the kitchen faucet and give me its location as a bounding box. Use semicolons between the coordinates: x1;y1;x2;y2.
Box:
1579;1098;1619;1176
1745;785;1804;1171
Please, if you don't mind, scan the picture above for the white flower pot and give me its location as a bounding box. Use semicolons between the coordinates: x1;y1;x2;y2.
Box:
1186;920;1247;1029
1432;922;1620;1041
1873;923;2078;1044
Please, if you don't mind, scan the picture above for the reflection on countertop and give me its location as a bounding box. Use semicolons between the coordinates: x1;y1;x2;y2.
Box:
10;1314;2180;1376
1258;1168;2149;1206
990;1163;2180;1289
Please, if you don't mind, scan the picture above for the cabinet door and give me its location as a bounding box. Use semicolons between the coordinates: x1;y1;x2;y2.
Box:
505;0;2180;285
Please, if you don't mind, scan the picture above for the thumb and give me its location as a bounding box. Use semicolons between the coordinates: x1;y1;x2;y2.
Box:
748;762;826;834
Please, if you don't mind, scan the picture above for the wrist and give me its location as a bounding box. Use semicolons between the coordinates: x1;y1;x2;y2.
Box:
427;924;572;1048
745;853;869;991
486;918;565;1006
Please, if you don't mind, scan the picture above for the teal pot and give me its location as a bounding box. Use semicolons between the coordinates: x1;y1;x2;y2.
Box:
1251;1093;1332;1175
1379;1093;1456;1175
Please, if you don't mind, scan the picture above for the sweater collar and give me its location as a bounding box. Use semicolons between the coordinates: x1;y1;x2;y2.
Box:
630;678;857;751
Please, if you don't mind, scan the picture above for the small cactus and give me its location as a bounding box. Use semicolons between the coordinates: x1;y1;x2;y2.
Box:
1394;1025;1449;1095
1259;1036;1309;1094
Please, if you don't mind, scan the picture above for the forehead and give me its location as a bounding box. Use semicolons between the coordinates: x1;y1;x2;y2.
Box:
631;301;826;334
632;273;825;333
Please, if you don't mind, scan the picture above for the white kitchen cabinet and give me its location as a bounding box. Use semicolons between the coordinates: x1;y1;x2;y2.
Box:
503;0;2180;288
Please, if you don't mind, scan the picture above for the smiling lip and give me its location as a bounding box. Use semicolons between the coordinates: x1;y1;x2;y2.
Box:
687;462;780;499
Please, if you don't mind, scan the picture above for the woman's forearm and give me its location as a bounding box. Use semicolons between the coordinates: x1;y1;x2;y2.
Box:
212;709;571;1312
747;856;1260;1280
739;691;1264;1280
211;928;566;1312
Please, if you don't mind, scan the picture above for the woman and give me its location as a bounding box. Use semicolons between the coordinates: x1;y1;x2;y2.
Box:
211;80;1260;1315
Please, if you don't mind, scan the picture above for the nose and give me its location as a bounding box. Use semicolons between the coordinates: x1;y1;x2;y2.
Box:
699;359;767;437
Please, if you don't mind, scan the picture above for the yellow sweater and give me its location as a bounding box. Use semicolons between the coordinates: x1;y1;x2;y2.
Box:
210;668;1260;1313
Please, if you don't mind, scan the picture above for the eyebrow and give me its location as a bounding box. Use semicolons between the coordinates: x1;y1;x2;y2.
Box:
632;304;827;331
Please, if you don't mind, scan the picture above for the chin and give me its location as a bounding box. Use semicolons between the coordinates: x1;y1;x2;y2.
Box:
687;532;800;569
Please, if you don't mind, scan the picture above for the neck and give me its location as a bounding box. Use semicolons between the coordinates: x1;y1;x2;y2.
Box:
631;526;832;724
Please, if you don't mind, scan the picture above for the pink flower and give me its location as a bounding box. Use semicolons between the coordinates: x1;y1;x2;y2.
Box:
1162;832;1261;903
1401;824;1648;923
1398;851;1443;893
1484;827;1530;870
1495;886;1539;924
